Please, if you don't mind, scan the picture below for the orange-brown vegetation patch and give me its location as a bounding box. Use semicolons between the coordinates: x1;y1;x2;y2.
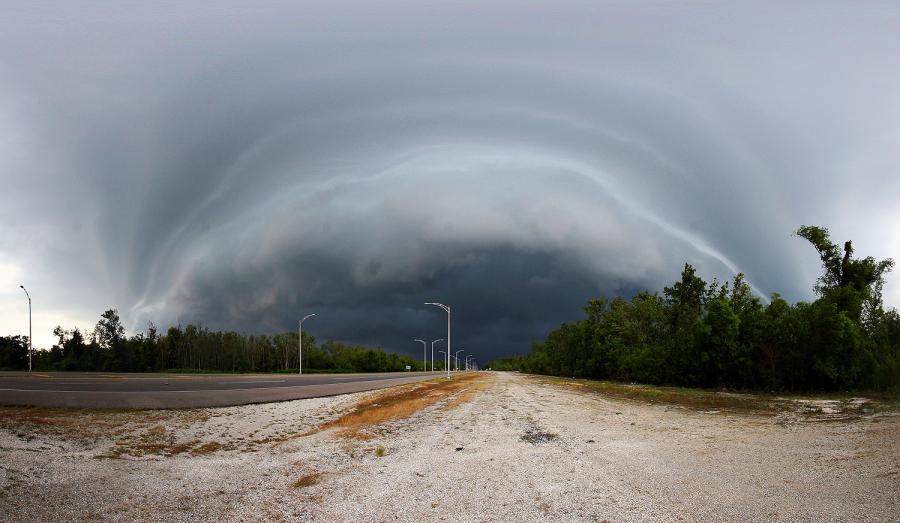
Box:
189;441;224;456
290;472;323;489
306;373;490;440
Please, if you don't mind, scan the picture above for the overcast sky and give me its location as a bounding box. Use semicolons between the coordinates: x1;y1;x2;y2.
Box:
1;1;899;358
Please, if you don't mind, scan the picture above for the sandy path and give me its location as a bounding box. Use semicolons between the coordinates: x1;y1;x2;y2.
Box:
1;372;897;521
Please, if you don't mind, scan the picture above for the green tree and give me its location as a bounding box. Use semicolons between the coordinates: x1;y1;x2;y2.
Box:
705;296;742;386
796;225;894;322
664;264;708;385
0;336;29;370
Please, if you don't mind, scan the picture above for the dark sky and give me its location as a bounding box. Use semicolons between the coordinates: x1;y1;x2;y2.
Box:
1;2;899;359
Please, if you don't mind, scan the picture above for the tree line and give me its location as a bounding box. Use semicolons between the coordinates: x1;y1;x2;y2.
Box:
0;312;425;373
489;226;899;391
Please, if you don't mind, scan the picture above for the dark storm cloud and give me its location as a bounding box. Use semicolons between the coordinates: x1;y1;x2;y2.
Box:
2;2;899;355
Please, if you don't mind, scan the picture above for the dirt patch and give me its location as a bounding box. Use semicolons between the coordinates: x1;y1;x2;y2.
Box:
104;425;200;458
786;397;888;422
520;429;558;444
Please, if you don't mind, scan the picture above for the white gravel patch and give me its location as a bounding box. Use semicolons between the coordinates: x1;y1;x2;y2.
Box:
1;373;897;522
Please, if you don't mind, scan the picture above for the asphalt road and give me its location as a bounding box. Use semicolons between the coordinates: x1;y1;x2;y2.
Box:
0;371;453;409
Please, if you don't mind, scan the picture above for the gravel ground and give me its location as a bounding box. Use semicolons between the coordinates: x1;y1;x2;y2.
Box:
1;372;897;522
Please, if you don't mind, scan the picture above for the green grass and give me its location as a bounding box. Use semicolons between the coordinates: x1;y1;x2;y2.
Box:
545;377;776;412
272;368;357;374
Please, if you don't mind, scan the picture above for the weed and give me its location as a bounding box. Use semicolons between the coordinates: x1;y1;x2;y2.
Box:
290;472;323;489
521;430;558;444
375;445;386;457
190;441;223;456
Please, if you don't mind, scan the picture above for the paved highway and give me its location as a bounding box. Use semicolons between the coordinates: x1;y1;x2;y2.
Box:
0;371;452;409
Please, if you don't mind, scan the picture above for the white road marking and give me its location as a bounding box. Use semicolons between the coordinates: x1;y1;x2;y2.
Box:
49;382;126;385
217;380;286;384
0;377;423;394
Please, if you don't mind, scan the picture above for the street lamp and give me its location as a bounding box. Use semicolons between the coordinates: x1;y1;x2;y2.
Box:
19;285;31;373
454;350;464;371
298;313;316;375
465;355;474;371
437;350;446;372
414;339;427;372
425;302;451;379
431;338;444;372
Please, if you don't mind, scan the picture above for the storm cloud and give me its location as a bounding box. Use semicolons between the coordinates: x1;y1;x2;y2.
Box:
2;2;899;356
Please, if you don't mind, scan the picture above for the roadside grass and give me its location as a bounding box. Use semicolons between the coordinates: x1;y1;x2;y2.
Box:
273;368;362;375
303;373;489;440
541;376;898;417
541;377;777;412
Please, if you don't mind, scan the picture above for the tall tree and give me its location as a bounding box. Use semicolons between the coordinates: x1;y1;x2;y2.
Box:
94;309;127;370
796;225;894;322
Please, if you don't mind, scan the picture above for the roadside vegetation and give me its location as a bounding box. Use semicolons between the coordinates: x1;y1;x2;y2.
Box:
0;317;423;374
490;225;899;392
305;373;488;440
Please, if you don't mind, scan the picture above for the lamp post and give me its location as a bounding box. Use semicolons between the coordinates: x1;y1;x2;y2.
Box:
414;339;427;372
19;285;31;373
425;302;451;379
465;355;474;371
437;350;446;372
298;313;316;374
454;350;464;371
431;338;443;372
